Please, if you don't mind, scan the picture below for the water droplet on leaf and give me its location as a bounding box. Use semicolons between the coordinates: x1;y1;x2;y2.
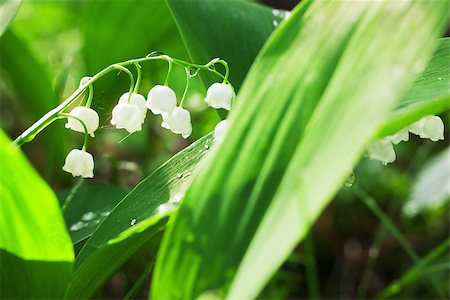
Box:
130;218;137;226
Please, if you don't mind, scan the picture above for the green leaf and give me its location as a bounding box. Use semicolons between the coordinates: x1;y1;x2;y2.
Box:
378;38;450;137
65;134;213;299
0;0;21;36
61;183;128;244
152;1;450;299
0;129;73;299
166;0;287;90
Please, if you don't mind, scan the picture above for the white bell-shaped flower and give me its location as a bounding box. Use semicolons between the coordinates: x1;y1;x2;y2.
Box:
214;119;230;142
118;92;147;122
161;107;192;139
408;116;444;141
62;149;94;178
147;85;177;116
204;83;235;111
111;102;143;134
387;128;409;145
367;139;396;165
65;106;99;137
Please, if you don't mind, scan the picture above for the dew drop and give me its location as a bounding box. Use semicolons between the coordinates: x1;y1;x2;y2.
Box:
438;77;442;81
184;172;192;178
345;172;356;187
204;144;209;150
382;161;388;166
272;20;279;27
130;218;137;226
176;173;183;179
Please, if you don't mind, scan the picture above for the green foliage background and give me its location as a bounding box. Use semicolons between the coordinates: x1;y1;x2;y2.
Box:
0;0;449;299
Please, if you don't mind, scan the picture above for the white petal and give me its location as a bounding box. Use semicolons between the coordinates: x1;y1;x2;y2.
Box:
63;149;94;178
409;116;444;141
204;83;235;111
65;106;99;137
367;139;396;164
387;128;409;144
119;92;147;122
214;119;230;142
147;85;177;115
161;107;192;139
111;102;143;133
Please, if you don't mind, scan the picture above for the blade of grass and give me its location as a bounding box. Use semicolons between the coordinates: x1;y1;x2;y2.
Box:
304;232;320;299
378;239;450;299
353;186;444;298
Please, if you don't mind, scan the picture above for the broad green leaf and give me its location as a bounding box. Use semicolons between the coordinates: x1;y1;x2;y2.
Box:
166;0;287;91
0;0;21;36
65;134;212;299
378;38;450;137
152;1;449;299
61;183;128;244
0;129;73;298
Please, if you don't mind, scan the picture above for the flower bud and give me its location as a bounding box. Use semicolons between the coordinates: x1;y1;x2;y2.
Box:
161;107;192;138
147;85;177;115
65;106;99;137
80;76;92;86
214;119;230;142
387;128;409;145
118;92;147;122
111;102;143;134
367;139;396;165
62;149;94;178
204;83;235;111
408;116;444;141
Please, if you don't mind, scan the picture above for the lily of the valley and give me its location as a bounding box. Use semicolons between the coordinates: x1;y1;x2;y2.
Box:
62;149;94;178
408;116;444;141
147;85;177;116
204;83;235;111
111;102;143;134
161;107;192;139
119;92;147;122
65;106;99;137
214;119;230;142
367;139;396;165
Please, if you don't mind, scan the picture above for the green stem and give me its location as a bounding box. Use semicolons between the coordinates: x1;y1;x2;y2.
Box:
304;231;320;299
123;259;155;300
133;63;141;94
113;64;134;103
179;68;190;108
13;54;231;147
58;113;89;151
163;55;173;86
377;239;450;299
85;84;94;108
353;187;445;298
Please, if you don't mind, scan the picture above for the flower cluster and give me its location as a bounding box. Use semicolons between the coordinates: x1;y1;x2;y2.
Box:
367;115;444;165
62;81;235;178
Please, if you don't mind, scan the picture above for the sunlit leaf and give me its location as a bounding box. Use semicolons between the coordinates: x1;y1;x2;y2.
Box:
152;1;450;299
0;129;73;298
65;134;212;299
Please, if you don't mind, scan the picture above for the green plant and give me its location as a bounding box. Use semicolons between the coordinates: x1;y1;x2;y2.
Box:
1;0;449;299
